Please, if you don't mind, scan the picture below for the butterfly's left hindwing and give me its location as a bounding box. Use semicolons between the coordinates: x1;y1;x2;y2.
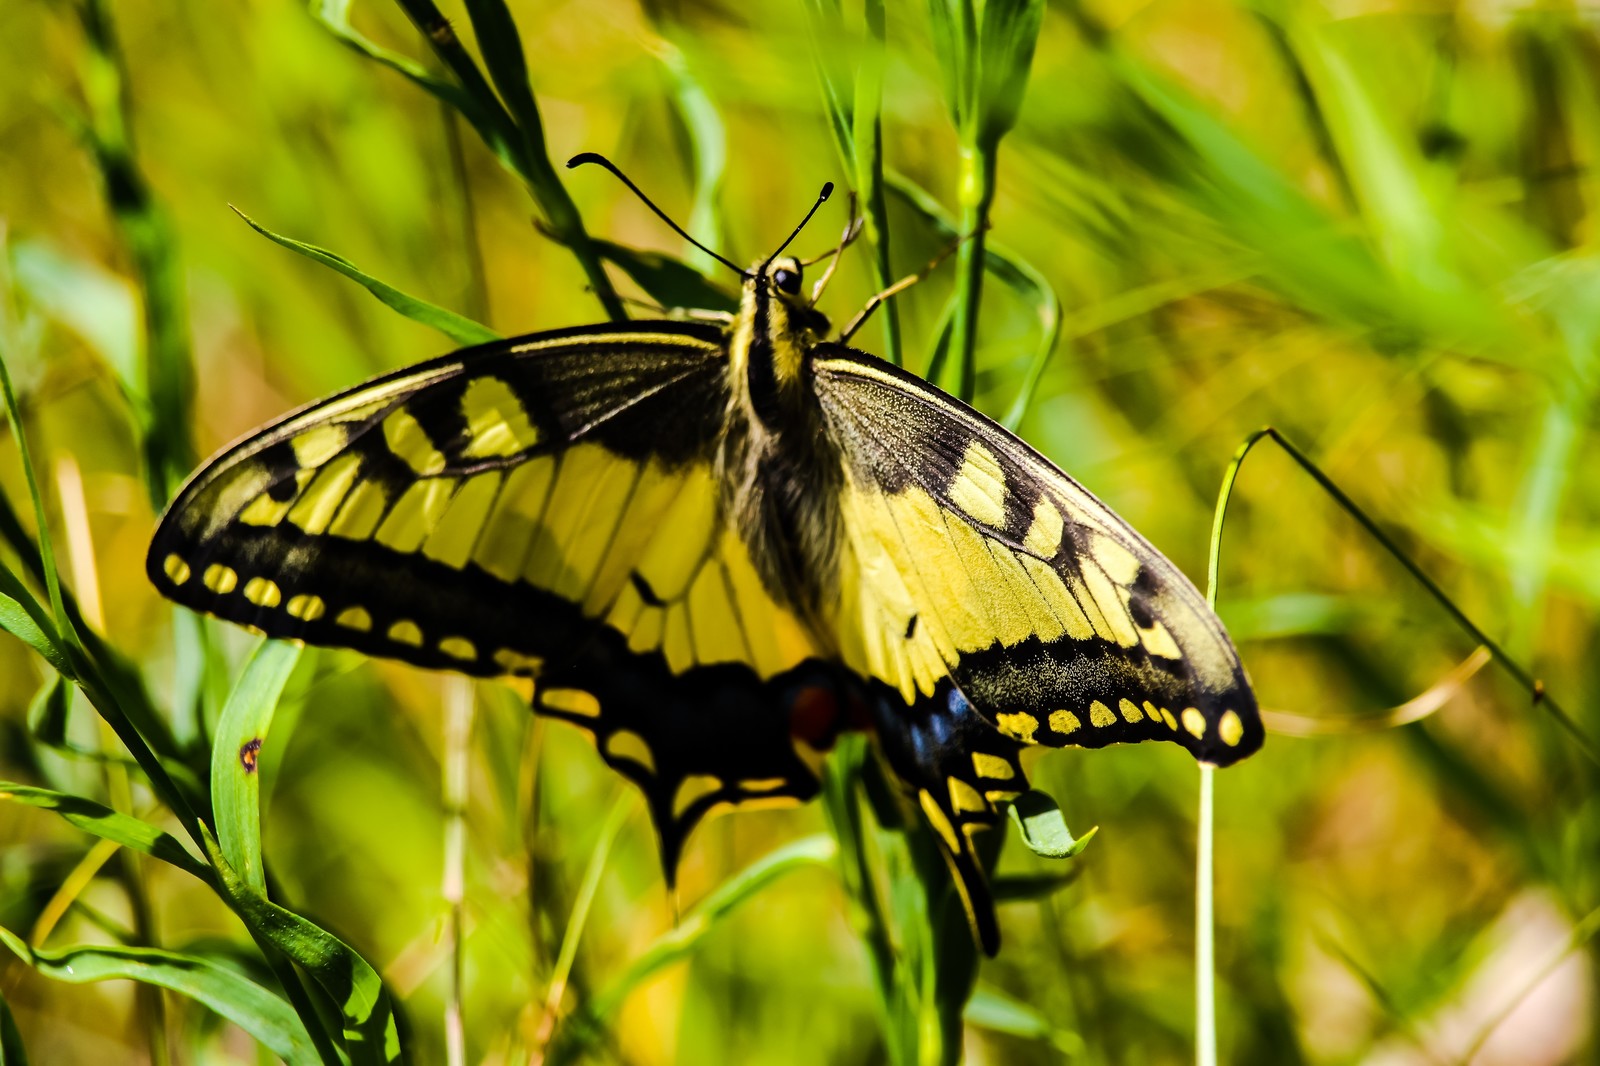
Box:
148;322;832;873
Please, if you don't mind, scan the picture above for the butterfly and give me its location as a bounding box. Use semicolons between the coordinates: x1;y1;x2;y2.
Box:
148;156;1261;954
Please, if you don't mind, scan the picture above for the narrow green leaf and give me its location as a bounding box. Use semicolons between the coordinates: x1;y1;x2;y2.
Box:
0;576;69;677
0;991;27;1066
26;676;70;748
0;782;211;882
311;0;482;118
201;829;400;1063
0;930;315;1065
232;208;500;346
1007;791;1097;859
590;239;737;314
966;984;1085;1054
975;0;1045;146
554;835;835;1060
0;348;72;652
211;641;302;893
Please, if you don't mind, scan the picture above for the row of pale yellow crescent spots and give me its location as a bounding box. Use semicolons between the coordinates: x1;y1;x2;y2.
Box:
994;701;1244;747
165;551;543;677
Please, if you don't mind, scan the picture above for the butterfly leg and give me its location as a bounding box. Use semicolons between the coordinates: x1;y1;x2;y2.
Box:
865;678;1029;955
837;236;969;344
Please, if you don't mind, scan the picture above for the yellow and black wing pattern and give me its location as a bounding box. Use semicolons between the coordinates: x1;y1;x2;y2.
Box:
813;347;1260;939
147;321;836;872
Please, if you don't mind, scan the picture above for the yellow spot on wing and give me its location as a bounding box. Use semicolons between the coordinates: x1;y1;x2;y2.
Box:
375;478;457;553
291;424;348;468
459;376;540;458
1091;534;1141;585
541;687;600;717
382;407;445;475
329;479;389;540
423;471;502;569
1089;700;1117;727
971;753;1014;780
336;606;372;631
439;636;477;661
243;577;281;608
1049;709;1081;735
1219;710;1243;746
605;729;654;773
948;440;1007;526
238;470;314;527
1182;708;1206;738
473;456;555;582
203;564;238;594
493;648;542;676
288;455;362;535
1024;499;1063;557
388;620;423;646
1118;698;1144;723
286;594;325;621
1160;708;1178;730
985;790;1021;805
635;464;717;601
918;790;961;853
163;554;191;585
673;774;723;819
1139;618;1183;660
948;777;986;813
996;711;1039;743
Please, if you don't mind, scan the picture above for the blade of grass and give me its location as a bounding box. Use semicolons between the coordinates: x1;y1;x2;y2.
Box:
1207;427;1600;767
885;174;1060;419
0;991;26;1066
200;826;400;1064
73;0;196;505
0;928;316;1065
211;641;303;893
0;784;209;882
394;0;625;321
551;833;836;1063
232;209;499;346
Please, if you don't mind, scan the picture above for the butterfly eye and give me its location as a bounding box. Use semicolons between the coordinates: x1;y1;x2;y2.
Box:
772;267;802;295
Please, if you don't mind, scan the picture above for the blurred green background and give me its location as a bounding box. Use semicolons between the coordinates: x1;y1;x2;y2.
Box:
2;0;1598;1062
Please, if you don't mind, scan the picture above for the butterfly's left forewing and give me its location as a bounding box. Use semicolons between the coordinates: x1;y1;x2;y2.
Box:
149;322;832;872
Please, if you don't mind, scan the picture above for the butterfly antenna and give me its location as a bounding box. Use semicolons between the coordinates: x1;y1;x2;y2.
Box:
567;152;746;277
760;181;834;274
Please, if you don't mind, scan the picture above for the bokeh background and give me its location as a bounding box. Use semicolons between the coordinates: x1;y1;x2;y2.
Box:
1;0;1598;1062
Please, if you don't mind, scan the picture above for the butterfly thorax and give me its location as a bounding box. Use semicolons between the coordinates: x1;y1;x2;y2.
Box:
720;257;843;629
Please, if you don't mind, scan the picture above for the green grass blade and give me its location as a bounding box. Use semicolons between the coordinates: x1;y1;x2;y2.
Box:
888;174;1059;409
0;991;26;1066
0;783;210;882
0;571;69;677
200;827;400;1063
1006;791;1097;859
965;984;1084;1055
551;835;836;1063
0;929;316;1065
656;38;728;274
312;0;485;119
589;239;737;313
233;208;499;346
0;347;73;655
210;641;303;893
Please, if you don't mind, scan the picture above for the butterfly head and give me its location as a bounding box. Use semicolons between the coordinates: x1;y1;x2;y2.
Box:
745;256;831;339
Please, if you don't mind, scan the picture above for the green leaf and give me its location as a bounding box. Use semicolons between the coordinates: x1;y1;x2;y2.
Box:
0;349;73;656
0;990;26;1066
0;929;315;1065
1007;791;1097;859
232;208;500;346
311;0;482;118
591;239;738;314
965;984;1085;1054
211;640;302;893
0;569;69;677
26;676;70;748
201;829;400;1063
0;782;211;882
554;835;835;1061
975;0;1045;146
